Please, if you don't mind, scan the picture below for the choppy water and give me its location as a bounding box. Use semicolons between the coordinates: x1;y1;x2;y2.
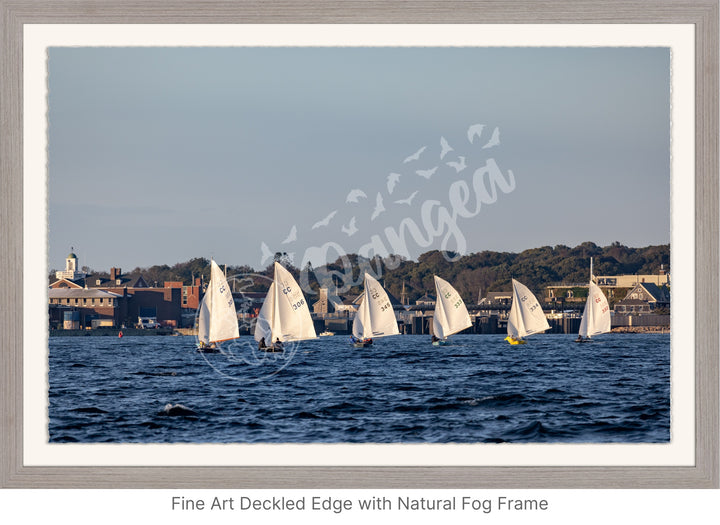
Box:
48;333;670;443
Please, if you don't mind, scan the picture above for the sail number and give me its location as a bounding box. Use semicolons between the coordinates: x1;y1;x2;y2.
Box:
291;298;305;311
380;302;392;312
217;284;234;307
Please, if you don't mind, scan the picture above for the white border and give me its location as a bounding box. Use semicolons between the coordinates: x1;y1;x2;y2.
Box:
23;24;695;466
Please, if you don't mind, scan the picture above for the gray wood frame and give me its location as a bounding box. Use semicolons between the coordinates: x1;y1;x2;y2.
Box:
1;0;717;488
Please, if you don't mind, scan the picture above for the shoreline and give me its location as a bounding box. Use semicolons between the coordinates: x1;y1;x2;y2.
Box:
611;326;670;334
49;327;669;337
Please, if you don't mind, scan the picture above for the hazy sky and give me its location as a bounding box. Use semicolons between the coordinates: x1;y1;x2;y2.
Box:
47;47;670;273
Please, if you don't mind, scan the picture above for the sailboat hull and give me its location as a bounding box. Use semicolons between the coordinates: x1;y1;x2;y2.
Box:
432;340;450;346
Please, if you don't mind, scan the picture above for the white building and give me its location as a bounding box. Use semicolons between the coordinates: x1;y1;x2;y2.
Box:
55;251;87;281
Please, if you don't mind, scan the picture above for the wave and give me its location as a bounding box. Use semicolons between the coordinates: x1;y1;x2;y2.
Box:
503;421;554;440
158;403;197;417
294;411;323;419
70;407;108;414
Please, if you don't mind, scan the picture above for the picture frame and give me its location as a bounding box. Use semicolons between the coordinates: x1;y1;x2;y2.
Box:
1;0;717;489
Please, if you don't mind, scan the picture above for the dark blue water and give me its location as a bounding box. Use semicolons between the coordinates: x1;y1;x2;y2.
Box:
48;333;670;443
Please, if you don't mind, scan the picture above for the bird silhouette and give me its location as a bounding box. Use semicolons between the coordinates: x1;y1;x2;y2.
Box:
482;127;500;149
346;189;368;203
387;172;402;194
440;136;454;159
403;146;426;163
371;193;385;221
341;216;358;236
312;210;338;229
467;123;485;144
394;191;419;206
416;166;438;179
446;156;467;173
260;242;273;265
281;225;297;244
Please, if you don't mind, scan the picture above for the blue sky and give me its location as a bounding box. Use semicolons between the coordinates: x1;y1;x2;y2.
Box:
47;47;670;273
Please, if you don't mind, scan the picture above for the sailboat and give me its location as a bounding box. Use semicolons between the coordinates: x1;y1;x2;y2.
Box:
196;260;239;352
431;275;472;346
576;260;611;342
254;262;317;352
351;273;400;347
575;281;611;342
505;278;550;345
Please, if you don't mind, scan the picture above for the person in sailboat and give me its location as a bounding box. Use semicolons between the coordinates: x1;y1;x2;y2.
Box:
258;337;267;350
274;338;284;351
431;334;440;344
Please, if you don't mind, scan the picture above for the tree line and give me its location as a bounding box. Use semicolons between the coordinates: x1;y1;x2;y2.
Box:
58;242;669;305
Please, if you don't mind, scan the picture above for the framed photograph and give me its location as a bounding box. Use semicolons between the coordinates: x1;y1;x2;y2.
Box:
1;1;717;489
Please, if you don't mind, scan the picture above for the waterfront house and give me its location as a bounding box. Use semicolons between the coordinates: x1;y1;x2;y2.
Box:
414;294;436;307
614;282;670;314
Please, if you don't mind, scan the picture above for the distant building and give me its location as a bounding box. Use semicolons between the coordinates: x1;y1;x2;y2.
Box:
595;266;670;288
546;268;670;304
49;256;187;329
165;279;202;310
414;294;436;307
480;291;512;305
312;287;347;314
55;251;87;281
614;282;670;313
48;288;122;329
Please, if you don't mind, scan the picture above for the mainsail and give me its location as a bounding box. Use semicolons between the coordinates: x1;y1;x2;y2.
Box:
507;278;550;339
254;262;317;343
432;275;472;339
578;281;611;338
198;260;239;345
352;273;400;339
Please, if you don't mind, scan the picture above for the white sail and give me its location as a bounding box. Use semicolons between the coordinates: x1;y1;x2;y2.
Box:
507;278;550;339
197;292;211;345
352;273;400;339
253;282;275;344
352;293;371;340
432;275;472;339
198;260;239;344
254;262;317;343
578;281;611;338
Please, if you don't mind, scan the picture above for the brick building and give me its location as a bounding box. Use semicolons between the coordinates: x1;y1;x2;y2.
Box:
49;253;189;329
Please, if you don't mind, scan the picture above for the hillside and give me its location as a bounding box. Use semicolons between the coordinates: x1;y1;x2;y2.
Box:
62;242;669;305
